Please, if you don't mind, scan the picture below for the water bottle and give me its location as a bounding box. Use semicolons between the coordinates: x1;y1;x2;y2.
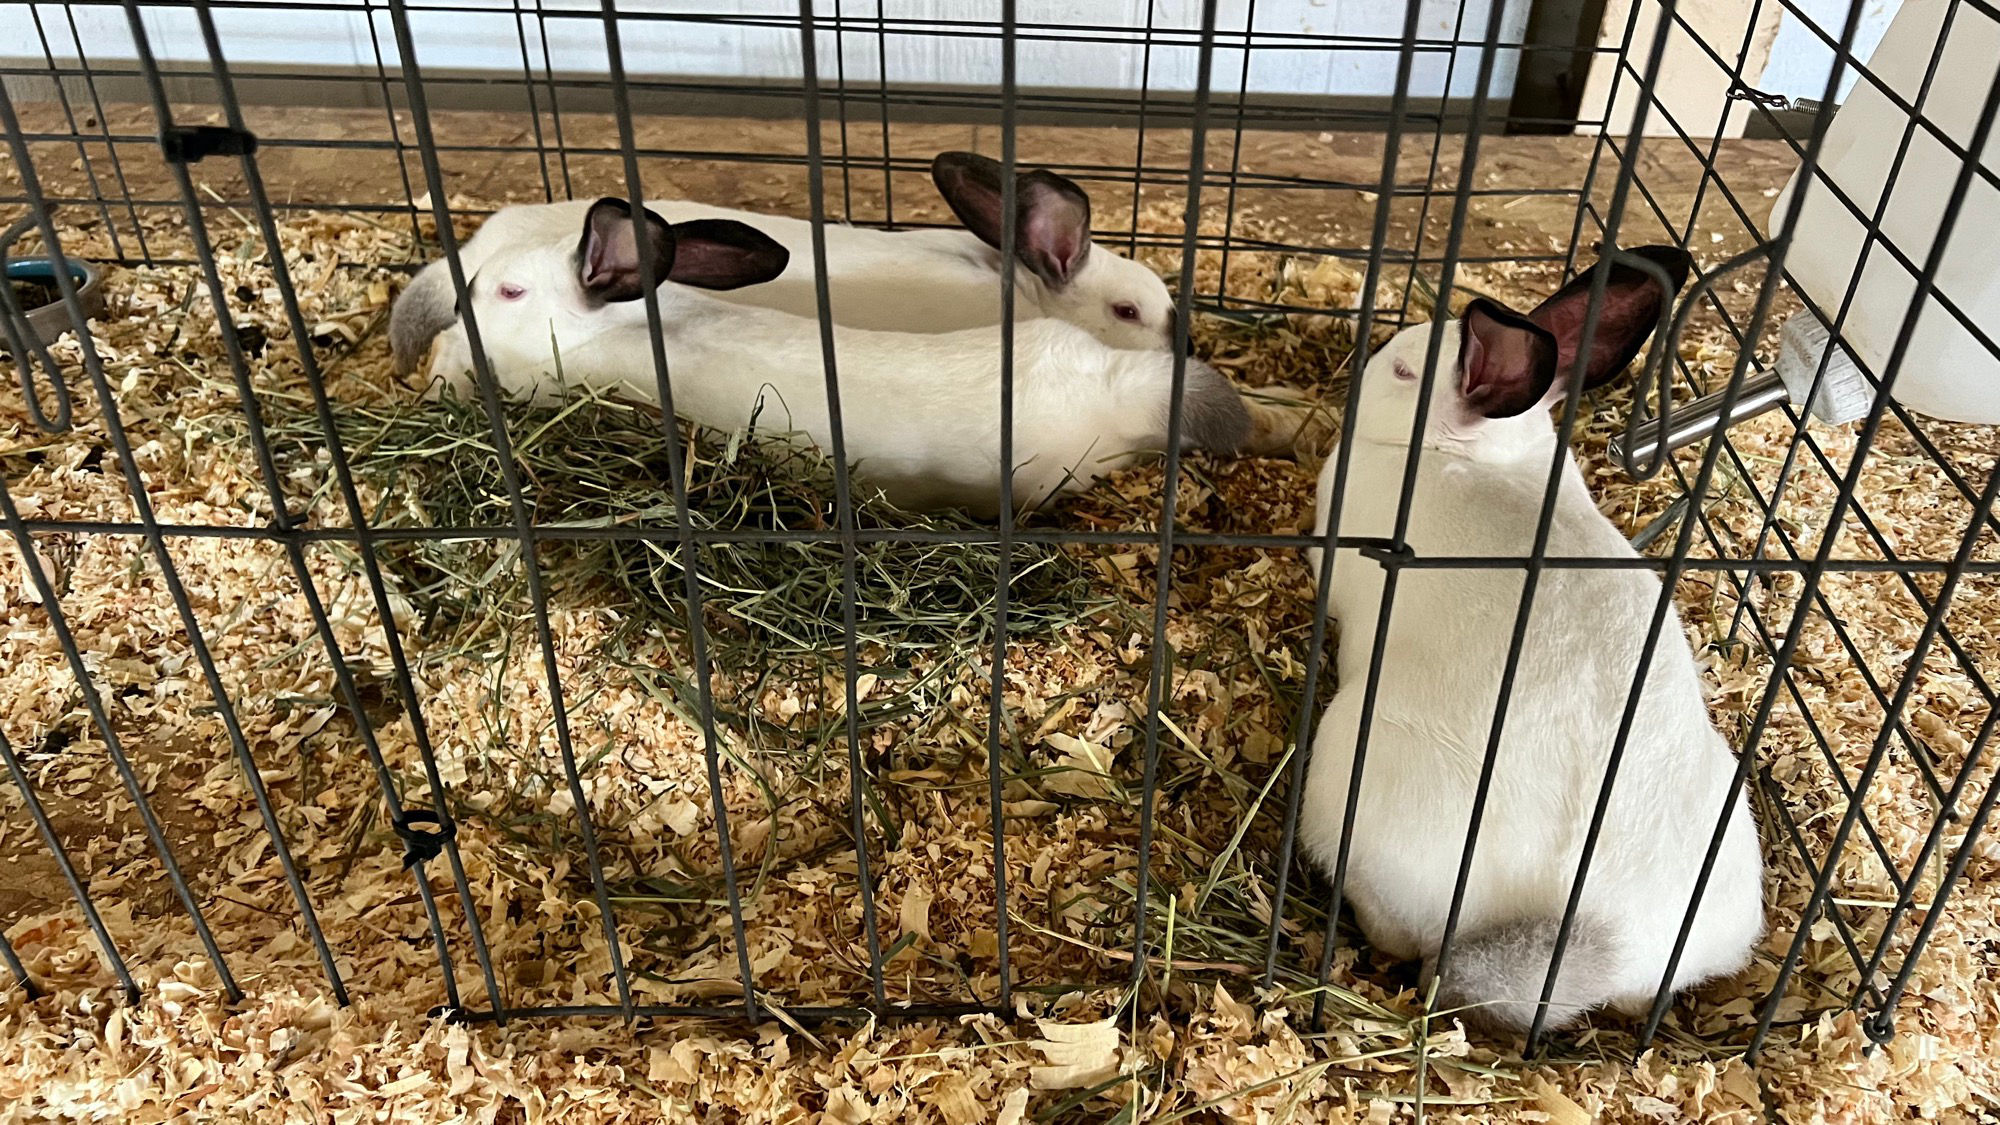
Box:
1770;0;2000;425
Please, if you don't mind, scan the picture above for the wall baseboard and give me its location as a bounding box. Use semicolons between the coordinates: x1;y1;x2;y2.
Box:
2;63;1533;134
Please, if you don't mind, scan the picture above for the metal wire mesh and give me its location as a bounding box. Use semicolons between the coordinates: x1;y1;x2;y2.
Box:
0;0;1994;1061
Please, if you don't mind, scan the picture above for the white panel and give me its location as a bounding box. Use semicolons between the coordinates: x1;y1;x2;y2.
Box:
1760;0;1902;104
3;0;1529;100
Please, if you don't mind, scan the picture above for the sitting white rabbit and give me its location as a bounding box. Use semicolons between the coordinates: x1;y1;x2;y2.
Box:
1300;246;1764;1035
390;152;1177;375
436;197;1249;516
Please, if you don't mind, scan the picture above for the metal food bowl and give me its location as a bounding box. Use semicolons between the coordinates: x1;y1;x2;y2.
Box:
5;256;106;348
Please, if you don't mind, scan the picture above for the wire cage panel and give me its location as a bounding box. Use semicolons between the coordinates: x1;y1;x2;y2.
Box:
0;0;1993;1065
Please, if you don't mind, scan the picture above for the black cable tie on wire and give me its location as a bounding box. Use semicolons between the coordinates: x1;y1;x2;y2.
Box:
391;810;455;869
1355;537;1416;569
159;124;258;164
265;515;305;544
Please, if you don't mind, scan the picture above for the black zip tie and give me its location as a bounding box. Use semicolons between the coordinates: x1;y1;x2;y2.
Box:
1355;538;1417;568
159;124;257;164
392;810;455;869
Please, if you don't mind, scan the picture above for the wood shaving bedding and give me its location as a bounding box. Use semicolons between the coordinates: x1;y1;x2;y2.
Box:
0;147;1994;1124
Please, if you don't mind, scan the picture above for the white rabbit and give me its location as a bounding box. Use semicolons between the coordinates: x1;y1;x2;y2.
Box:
389;152;1177;375
1299;247;1764;1035
433;197;1249;516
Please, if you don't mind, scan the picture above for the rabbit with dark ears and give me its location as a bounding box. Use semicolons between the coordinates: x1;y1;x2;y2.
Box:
437;197;1249;516
927;152;1180;349
1300;246;1764;1037
391;158;1176;377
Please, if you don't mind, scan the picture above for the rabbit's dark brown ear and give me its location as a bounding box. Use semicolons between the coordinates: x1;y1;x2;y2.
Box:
665;219;790;290
931;152;1093;289
931;151;1008;245
1459;298;1558;419
1015;169;1092;288
578;197;675;304
1526;245;1690;391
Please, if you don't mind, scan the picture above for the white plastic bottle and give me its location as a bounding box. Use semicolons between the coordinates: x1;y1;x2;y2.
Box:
1768;0;2000;425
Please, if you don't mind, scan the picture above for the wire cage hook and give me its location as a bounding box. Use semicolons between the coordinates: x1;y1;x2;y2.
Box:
0;210;85;434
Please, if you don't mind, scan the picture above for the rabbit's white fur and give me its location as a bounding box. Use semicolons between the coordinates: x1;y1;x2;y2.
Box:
392;194;1175;375
1301;290;1763;1034
434;204;1247;516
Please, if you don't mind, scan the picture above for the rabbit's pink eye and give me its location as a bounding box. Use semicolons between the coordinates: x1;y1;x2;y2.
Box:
498;283;527;301
1112;302;1141;322
1393;360;1419;381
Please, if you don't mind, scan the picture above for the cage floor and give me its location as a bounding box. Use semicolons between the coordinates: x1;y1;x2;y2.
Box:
1;107;1996;1123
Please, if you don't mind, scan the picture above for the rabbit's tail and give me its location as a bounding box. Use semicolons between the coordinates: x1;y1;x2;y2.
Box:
1427;916;1622;1036
390;259;458;376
